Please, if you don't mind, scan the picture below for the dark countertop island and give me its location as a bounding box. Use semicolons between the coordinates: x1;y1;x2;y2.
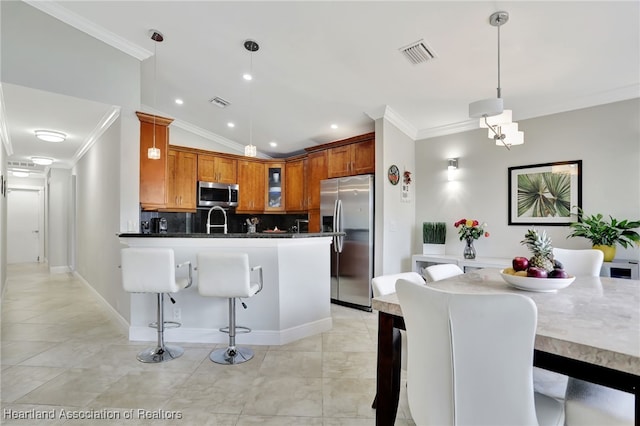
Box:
118;232;344;239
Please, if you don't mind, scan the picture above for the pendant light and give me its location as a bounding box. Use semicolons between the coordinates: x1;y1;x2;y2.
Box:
468;11;524;150
147;29;164;160
244;39;259;157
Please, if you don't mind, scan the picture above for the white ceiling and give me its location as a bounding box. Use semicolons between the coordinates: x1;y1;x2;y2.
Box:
3;1;639;176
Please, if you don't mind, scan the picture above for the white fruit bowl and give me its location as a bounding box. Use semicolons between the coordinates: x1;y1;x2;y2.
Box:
500;269;575;292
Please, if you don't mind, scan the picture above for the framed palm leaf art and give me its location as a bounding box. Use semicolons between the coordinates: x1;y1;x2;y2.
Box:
508;160;582;225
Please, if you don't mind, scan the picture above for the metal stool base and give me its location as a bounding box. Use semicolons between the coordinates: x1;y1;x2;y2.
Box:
137;344;184;363
209;346;254;365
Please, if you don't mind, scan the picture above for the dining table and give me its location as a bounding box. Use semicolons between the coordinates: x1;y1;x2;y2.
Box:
372;268;640;426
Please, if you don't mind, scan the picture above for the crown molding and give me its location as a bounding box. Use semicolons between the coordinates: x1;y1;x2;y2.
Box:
24;1;152;61
72;106;121;166
366;105;417;140
416;119;479;140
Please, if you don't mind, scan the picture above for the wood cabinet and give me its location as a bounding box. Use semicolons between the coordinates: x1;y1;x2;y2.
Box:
285;157;307;212
306;150;328;211
236;160;265;213
265;163;285;212
327;137;375;178
308;209;321;234
166;149;197;211
137;111;173;210
197;154;237;183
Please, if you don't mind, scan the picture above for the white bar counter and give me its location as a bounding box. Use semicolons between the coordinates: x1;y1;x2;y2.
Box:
119;233;337;345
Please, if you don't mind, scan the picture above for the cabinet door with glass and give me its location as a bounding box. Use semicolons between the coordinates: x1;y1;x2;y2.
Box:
265;163;285;212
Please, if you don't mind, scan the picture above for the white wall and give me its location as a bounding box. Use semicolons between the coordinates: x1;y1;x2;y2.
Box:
0;142;6;297
375;118;416;275
46;168;71;272
415;99;640;262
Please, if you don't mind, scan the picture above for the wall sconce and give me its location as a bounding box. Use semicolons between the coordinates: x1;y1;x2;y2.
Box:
447;158;458;181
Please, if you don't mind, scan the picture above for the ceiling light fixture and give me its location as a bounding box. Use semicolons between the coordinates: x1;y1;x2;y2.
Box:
31;157;54;166
468;11;524;150
148;29;164;160
244;39;259;158
35;130;66;143
175;98;184;105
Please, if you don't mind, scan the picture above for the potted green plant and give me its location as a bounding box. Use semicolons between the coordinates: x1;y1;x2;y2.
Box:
567;209;640;261
423;222;446;255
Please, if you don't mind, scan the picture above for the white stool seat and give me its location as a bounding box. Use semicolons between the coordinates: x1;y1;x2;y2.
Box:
121;247;192;363
197;251;263;365
422;263;464;282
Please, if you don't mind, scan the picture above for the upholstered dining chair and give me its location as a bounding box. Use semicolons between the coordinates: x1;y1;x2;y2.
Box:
396;278;565;426
551;248;633;425
551;248;604;277
422;263;464;282
371;271;425;372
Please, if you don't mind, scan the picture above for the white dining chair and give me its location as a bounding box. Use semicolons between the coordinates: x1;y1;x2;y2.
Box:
371;272;425;372
552;248;604;277
550;248;633;425
422;263;464;282
396;278;564;426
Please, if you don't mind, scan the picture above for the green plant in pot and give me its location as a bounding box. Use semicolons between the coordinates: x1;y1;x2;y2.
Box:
423;222;446;255
567;209;640;261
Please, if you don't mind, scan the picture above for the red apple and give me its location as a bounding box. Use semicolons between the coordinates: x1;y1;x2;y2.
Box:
527;267;548;278
548;269;569;279
512;257;529;272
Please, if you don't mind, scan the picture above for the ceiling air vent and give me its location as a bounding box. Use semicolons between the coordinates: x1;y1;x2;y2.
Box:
209;96;230;108
399;39;437;65
8;161;37;169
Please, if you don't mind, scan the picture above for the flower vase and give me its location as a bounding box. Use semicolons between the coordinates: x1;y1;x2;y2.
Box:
463;237;476;259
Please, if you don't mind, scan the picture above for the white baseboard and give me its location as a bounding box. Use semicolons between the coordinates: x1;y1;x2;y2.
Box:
49;265;71;274
129;317;333;346
73;271;130;335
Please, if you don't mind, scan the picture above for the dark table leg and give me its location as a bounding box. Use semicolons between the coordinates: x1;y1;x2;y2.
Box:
375;311;402;426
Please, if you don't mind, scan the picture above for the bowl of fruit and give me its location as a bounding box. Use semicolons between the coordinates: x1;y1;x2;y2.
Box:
500;229;575;292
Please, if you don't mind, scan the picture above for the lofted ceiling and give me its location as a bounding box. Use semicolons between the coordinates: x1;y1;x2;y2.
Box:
3;1;639;176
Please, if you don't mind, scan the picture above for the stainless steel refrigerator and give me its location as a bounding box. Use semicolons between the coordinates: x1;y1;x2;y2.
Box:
320;175;374;311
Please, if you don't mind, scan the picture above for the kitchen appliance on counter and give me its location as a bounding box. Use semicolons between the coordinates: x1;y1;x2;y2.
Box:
150;217;168;234
321;175;374;311
198;181;239;208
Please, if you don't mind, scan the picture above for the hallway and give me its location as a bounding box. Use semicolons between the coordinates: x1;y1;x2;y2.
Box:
1;263;413;425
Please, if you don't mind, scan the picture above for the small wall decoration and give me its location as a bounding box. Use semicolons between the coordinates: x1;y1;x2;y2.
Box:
387;164;400;185
401;169;412;202
508;160;582;225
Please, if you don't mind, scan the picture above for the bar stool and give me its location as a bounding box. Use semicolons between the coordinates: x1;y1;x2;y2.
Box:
197;252;263;365
121;247;192;363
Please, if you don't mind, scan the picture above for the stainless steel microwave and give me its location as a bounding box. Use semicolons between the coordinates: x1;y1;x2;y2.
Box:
198;181;239;208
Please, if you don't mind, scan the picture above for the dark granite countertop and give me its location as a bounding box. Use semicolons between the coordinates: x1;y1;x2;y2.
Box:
119;232;343;239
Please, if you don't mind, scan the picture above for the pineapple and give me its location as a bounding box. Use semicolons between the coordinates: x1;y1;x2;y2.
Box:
521;228;555;272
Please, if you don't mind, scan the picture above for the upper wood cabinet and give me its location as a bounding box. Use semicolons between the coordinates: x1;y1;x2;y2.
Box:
306;150;327;210
285;157;307;212
197;154;237;183
166;149;197;212
137;111;173;210
327;136;375;178
236;160;265;213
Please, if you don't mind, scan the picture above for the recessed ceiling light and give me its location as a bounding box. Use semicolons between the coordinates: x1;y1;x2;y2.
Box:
175;98;184;105
12;171;29;178
31;157;54;166
331;124;338;129
227;122;235;128
269;141;277;147
35;130;66;142
243;73;252;81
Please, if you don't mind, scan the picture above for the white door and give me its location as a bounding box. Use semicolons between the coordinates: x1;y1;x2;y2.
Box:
7;189;42;263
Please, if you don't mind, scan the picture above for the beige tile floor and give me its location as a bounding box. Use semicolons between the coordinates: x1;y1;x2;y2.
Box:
1;263;415;425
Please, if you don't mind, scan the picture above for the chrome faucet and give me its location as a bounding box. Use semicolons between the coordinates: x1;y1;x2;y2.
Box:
206;206;228;234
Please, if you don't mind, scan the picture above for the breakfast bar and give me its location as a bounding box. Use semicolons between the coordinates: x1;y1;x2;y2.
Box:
119;232;338;345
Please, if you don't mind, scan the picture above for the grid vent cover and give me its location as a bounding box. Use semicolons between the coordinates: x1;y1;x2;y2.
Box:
8;161;38;169
209;96;230;108
399;39;437;65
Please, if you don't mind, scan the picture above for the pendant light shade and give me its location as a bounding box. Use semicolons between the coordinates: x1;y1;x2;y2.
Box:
148;29;163;160
468;11;524;150
244;39;259;157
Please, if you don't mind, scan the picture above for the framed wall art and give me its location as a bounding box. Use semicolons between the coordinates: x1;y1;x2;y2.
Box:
508;160;582;226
